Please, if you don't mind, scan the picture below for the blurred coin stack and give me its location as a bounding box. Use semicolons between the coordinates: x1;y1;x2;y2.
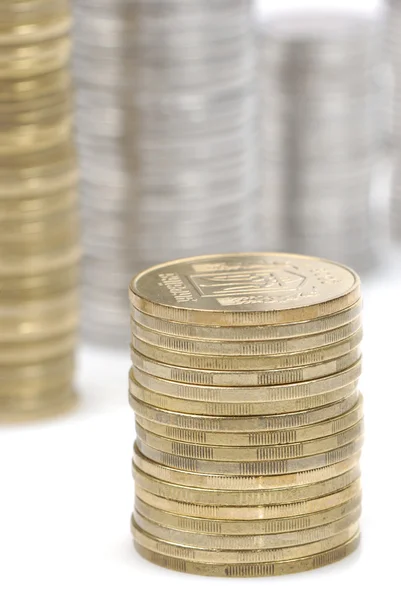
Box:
259;14;379;271
129;253;363;577
0;0;79;419
73;0;257;346
385;0;401;239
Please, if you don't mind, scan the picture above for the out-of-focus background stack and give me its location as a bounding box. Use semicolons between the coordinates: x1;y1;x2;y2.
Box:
73;0;258;345
259;14;380;270
0;0;79;419
386;0;401;238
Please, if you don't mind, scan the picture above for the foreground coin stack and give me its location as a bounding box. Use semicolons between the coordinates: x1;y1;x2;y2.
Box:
385;0;401;239
0;0;79;419
129;253;363;577
259;13;379;271
74;0;257;345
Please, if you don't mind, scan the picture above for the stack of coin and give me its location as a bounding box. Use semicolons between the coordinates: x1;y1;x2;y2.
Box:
129;252;363;577
0;0;79;419
259;13;379;271
385;0;401;239
73;0;258;346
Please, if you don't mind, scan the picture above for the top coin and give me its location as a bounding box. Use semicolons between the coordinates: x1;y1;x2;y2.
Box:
130;253;360;326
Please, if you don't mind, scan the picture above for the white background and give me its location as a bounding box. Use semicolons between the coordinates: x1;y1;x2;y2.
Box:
0;0;398;598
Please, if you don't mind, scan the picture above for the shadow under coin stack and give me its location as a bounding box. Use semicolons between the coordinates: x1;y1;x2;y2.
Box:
0;0;79;420
128;253;364;578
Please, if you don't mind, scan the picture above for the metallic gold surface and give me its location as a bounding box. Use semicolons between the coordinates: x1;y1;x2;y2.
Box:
135;437;363;475
131;301;363;341
133;446;361;491
134;533;360;576
132;328;362;370
129;252;363;576
130;360;362;402
131;344;361;384
133;507;361;549
134;495;362;535
133;463;361;505
0;0;78;420
135;419;363;461
130;253;360;325
131;391;361;431
135;395;363;444
135;480;361;519
132;521;359;563
131;315;363;352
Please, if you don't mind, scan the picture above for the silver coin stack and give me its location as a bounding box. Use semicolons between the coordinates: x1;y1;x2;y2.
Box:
259;13;379;271
385;0;401;239
73;0;257;345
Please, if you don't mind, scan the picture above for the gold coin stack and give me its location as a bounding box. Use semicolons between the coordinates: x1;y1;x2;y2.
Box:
129;253;363;577
0;0;79;420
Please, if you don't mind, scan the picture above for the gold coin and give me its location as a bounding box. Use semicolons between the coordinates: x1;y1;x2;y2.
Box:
0;188;77;221
130;359;361;402
133;463;361;505
0;14;71;46
130;380;359;417
0;365;75;399
133;520;359;565
132;347;361;385
135;437;363;475
0;36;71;78
0;331;77;364
135;395;363;444
0;244;80;276
0;208;77;238
0;310;78;344
130;253;360;326
0;384;77;423
131;314;362;353
0;69;71;103
131;329;362;371
135;494;361;535
0;211;78;247
135;419;363;462
0;265;79;301
131;390;361;432
135;479;361;519
133;446;361;490
0;167;78;199
133;532;360;576
0;115;73;156
133;506;361;550
0;351;74;380
132;300;362;341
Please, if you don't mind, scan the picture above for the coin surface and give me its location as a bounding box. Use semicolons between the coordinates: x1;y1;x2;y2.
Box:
129;251;363;575
0;1;79;420
131;300;362;340
134;394;363;444
133;447;361;490
134;533;360;576
135;479;361;519
133;520;359;564
135;437;363;475
133;507;361;549
133;463;361;505
134;494;362;535
130;360;361;402
131;315;363;353
131;343;361;383
131;390;361;431
130;253;360;325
